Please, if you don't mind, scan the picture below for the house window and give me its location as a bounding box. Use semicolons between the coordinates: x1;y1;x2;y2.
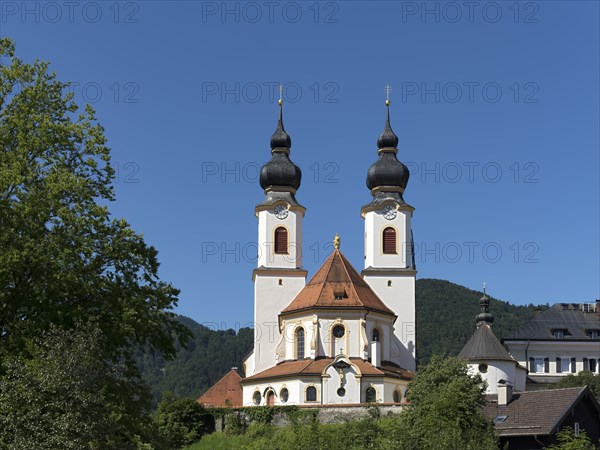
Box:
382;228;397;254
372;328;380;342
365;387;377;403
274;227;288;254
553;329;565;339
253;391;261;405
530;357;549;373
589;358;598;373
306;386;317;402
478;363;488;374
296;328;305;360
393;390;401;403
588;330;599;339
280;388;289;403
557;357;572;374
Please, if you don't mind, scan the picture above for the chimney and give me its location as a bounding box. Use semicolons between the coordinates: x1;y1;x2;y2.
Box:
497;380;513;406
371;340;381;368
534;308;542;318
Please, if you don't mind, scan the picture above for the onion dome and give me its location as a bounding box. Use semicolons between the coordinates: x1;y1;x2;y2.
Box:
476;285;495;326
364;100;410;205
257;100;303;208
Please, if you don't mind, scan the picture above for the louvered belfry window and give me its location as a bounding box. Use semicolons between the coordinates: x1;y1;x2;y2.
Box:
383;227;397;254
274;227;288;254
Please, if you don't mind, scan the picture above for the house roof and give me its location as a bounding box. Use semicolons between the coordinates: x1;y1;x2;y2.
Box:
241;357;414;382
503;304;600;341
483;387;600;437
196;369;243;408
280;249;395;316
458;323;517;362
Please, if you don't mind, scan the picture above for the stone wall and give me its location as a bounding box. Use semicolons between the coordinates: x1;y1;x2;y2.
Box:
214;404;405;432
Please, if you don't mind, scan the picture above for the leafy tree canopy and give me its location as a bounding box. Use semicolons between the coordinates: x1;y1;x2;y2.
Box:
0;37;189;448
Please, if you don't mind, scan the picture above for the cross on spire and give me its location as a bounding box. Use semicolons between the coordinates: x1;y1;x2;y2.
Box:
385;83;392;106
279;83;283;105
483;282;487;295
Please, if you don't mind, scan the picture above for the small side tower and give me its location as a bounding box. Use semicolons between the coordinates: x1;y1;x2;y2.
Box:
458;286;527;394
246;97;308;376
361;91;417;371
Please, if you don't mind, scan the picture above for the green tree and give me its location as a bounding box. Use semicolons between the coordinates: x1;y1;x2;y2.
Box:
0;323;158;449
0;37;189;448
548;427;596;450
384;356;497;450
552;371;600;401
154;392;215;449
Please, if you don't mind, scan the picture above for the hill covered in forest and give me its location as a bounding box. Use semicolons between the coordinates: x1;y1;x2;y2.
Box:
137;279;542;403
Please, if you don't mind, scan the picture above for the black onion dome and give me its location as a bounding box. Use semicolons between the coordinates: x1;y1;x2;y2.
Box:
476;292;495;325
259;152;302;190
376;105;399;149
260;102;301;191
366;104;408;191
270;103;292;149
366;153;409;191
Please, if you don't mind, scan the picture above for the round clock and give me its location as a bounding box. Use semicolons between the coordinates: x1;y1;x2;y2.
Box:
383;205;397;220
274;205;288;220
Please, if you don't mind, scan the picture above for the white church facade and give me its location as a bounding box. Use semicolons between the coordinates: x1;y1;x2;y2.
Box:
239;97;417;406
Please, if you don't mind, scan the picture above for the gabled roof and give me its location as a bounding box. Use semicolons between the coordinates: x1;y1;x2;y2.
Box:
241;357;414;382
280;249;395;316
196;369;243;408
503;304;600;341
483;387;600;437
458;323;516;362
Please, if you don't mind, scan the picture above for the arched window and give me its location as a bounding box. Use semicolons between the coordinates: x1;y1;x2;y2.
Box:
306;386;317;402
372;328;380;342
393;390;401;403
365;386;376;403
253;391;261;405
383;227;397;254
274;227;288;254
296;328;305;359
280;388;289;403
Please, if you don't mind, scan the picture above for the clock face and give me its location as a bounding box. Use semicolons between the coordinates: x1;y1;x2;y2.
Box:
383;205;397;220
274;205;288;220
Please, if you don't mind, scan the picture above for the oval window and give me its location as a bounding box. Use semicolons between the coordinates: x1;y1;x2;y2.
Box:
333;325;345;339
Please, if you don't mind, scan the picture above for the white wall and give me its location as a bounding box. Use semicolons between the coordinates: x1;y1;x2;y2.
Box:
505;340;600;376
467;360;526;394
257;208;303;269
253;274;305;375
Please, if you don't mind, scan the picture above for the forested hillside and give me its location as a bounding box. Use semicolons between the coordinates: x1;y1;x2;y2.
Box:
137;279;542;402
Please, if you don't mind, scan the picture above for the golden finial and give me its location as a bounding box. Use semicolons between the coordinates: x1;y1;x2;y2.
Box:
278;83;283;106
385;83;392;106
333;233;341;249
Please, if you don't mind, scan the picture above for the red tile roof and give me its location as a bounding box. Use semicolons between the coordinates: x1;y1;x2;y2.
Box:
196;369;243;408
280;249;395;316
242;357;414;382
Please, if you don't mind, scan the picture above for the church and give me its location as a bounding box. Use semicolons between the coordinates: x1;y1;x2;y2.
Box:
229;95;418;406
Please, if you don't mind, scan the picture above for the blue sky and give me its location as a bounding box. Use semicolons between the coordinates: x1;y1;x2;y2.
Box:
2;1;599;328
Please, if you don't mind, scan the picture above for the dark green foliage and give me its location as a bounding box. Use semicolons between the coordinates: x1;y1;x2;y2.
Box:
0;323;156;450
548;427;596;450
136;316;253;405
388;356;497;449
153;392;214;449
416;279;541;364
0;37;188;449
552;371;600;401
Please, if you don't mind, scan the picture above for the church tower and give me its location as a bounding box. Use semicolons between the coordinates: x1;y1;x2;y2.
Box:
361;95;417;371
246;99;308;376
